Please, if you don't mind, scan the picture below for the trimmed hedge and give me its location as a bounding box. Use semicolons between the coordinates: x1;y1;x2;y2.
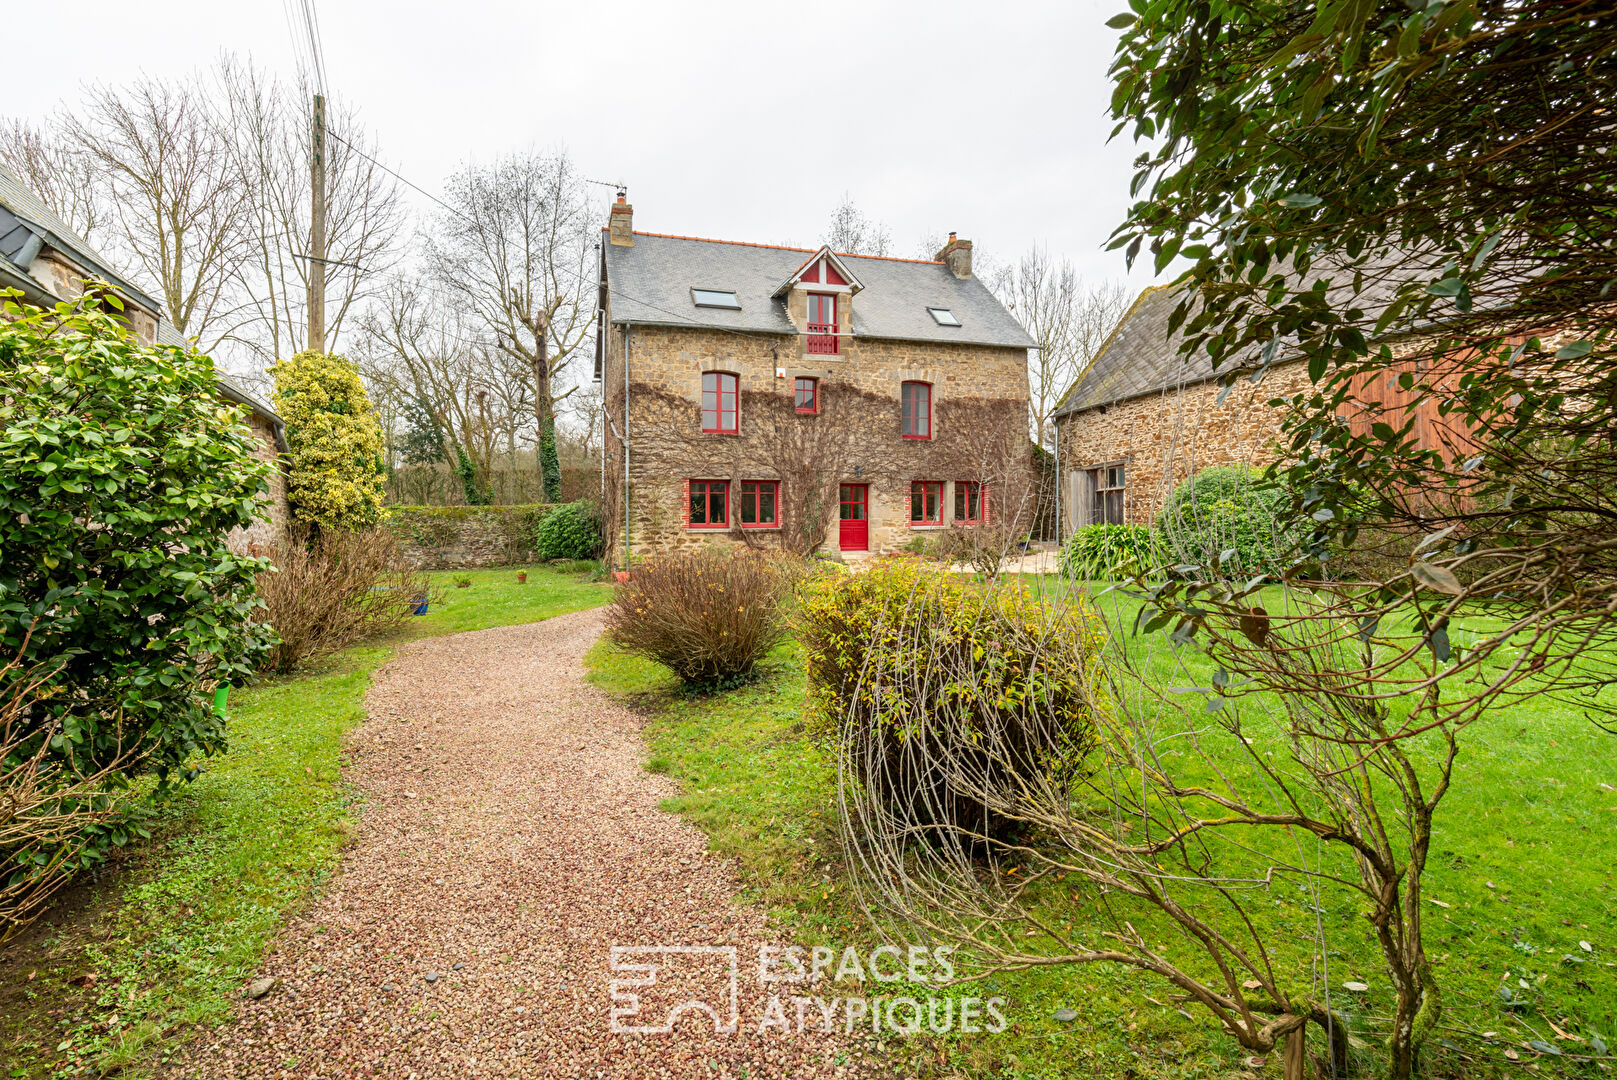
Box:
533;500;602;560
1155;465;1295;575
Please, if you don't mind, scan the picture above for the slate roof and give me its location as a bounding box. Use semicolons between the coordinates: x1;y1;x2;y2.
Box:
0;163;282;436
602;231;1035;350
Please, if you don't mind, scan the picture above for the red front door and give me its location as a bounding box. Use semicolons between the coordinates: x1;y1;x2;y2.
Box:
839;484;868;551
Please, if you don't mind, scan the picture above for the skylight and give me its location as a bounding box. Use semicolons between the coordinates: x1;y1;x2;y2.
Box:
928;307;961;327
692;289;741;310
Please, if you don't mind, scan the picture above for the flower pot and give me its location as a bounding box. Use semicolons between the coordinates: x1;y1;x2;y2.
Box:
516;572;528;584
455;581;471;589
410;598;429;616
612;571;632;583
212;684;230;719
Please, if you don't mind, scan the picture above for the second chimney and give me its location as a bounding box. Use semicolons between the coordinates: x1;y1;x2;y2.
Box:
935;231;972;279
609;192;634;247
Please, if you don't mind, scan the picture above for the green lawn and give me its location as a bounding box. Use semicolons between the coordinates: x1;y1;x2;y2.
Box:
0;562;610;1079
585;582;1617;1080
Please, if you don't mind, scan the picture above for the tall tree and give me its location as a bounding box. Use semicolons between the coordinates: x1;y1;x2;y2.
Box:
0;118;104;244
998;248;1130;447
63;75;248;351
422;151;594;502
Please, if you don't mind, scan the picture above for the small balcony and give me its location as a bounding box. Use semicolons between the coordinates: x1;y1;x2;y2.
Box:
806;322;839;355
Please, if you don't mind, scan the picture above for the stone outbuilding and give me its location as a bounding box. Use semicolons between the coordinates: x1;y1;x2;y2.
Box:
596;195;1035;561
0;164;288;551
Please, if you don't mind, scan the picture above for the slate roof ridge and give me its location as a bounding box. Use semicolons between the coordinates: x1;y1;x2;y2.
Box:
1052;282;1183;418
600;226;945;265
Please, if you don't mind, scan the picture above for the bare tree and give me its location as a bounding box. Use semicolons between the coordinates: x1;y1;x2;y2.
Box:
422;150;595;502
999;248;1131;448
823;195;892;256
63;75;249;351
358;278;532;501
0;118;104;244
218;57;404;362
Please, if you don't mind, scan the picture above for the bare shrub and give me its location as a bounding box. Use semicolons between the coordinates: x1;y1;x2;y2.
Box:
1;654;147;942
255;526;431;675
605;548;802;686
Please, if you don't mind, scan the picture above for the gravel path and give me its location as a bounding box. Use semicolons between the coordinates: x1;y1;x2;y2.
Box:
177;610;873;1079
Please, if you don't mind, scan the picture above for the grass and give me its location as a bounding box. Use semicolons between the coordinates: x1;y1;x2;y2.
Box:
585;580;1617;1079
0;561;610;1079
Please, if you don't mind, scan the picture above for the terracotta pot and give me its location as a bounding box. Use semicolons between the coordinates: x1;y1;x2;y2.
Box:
516;572;528;584
612;571;632;583
456;581;470;589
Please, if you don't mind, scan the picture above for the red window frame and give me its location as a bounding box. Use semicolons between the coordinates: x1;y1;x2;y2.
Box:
687;479;729;529
909;481;943;525
794;377;819;414
807;293;839;355
739;480;779;528
953;481;981;523
701;371;739;434
901;381;932;439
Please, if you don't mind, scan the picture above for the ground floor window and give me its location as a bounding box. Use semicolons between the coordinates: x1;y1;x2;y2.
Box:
1091;463;1125;524
910;480;943;524
739;480;778;527
688;479;728;528
953;481;981;523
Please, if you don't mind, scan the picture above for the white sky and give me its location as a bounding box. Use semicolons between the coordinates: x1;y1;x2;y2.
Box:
11;0;1154;290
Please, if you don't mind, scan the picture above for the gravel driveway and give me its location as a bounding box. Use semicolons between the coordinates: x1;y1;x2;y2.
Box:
176;610;872;1079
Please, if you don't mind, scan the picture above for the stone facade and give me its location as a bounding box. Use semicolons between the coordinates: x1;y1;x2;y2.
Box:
603;323;1032;561
228;411;291;553
1053;360;1314;529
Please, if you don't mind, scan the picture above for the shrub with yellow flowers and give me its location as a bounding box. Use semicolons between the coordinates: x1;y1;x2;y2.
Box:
270;349;388;532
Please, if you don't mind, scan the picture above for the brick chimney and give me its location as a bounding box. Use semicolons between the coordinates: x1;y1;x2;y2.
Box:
608;191;634;247
935;231;972;279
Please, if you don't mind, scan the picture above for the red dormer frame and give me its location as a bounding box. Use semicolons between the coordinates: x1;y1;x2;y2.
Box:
807;293;838;355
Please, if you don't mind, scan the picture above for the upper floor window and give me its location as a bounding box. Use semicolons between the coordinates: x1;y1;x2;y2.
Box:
807;293;838;355
901;381;932;439
794;377;819;414
954;481;981;523
702;371;738;433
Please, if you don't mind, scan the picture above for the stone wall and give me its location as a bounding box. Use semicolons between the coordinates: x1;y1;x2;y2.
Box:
602;320;1034;561
1054;360;1313;529
227;411;290;554
385;505;554;569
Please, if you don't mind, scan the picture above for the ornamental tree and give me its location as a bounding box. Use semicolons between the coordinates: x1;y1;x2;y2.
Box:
270;349;388;531
0;292;275;784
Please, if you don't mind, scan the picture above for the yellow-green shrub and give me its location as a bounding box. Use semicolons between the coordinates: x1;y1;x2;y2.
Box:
796;560;1106;835
270;350;387;531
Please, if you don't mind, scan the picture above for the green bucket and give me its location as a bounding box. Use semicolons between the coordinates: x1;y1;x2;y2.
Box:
213;684;230;719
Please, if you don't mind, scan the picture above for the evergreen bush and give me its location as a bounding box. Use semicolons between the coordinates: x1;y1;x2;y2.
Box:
270;350;388;531
1156;465;1294;576
533;500;601;560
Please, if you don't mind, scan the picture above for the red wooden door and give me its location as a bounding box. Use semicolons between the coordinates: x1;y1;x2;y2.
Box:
838;484;868;551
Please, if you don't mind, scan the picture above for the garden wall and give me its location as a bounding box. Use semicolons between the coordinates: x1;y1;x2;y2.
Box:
386;505;553;569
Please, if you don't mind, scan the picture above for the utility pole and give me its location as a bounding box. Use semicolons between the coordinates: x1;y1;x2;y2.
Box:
308;93;327;352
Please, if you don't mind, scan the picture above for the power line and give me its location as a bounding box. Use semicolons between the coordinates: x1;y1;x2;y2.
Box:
327;129;474;227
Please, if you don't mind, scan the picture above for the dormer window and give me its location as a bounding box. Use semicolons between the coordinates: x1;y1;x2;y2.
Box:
807;293;838;355
928;307;961;327
692;289;741;310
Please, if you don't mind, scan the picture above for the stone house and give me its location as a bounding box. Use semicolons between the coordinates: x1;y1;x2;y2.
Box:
0;164;288;551
1051;278;1476;532
595;196;1036;561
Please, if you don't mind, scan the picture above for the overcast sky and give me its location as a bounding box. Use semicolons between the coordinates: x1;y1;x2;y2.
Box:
11;0;1153;290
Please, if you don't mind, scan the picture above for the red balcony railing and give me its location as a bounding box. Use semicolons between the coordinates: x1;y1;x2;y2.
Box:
807;322;839;354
